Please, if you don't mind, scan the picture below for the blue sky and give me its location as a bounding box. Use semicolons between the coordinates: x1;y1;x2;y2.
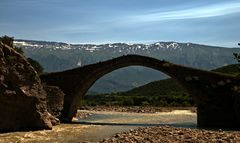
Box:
0;0;240;47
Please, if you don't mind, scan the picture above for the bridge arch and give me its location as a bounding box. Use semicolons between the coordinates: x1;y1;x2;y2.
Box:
41;55;240;128
60;55;192;121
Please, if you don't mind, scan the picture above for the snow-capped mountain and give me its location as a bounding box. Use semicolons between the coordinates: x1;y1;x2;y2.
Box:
14;39;240;93
14;40;184;53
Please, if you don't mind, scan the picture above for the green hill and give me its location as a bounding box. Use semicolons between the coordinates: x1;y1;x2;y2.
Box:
124;78;186;97
212;64;240;76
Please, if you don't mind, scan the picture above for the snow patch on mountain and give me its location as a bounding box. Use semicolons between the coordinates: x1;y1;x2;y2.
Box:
14;41;42;47
13;40;196;54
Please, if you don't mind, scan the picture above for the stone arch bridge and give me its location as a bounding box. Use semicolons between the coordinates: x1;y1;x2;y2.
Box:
40;55;240;128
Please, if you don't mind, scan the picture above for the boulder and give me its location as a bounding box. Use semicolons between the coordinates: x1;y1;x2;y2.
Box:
44;85;64;125
0;43;52;132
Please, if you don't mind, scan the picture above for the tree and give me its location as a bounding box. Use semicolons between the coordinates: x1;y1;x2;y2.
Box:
27;58;44;74
0;35;44;74
233;43;240;64
233;43;240;76
233;53;240;63
0;35;14;47
233;43;240;63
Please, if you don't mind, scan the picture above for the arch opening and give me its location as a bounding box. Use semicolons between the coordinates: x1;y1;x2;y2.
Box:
83;66;194;109
88;66;169;94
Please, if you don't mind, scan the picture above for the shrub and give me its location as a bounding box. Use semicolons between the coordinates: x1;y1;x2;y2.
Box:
0;35;44;74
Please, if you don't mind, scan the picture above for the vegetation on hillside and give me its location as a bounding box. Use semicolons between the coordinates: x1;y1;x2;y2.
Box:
84;78;193;107
85;90;193;107
0;35;44;74
212;64;240;76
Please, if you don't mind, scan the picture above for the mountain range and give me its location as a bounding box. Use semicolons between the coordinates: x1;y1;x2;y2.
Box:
14;39;240;93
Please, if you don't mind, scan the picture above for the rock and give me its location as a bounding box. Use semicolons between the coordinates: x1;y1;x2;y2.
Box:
44;86;64;119
0;43;52;132
100;126;240;143
75;111;92;119
48;112;60;126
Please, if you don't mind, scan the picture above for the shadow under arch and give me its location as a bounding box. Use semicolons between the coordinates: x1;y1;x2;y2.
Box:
40;54;240;128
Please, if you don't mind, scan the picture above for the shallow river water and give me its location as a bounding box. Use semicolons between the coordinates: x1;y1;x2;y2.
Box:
0;110;197;143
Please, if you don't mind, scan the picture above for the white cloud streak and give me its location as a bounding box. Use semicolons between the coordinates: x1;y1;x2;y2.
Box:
128;2;240;23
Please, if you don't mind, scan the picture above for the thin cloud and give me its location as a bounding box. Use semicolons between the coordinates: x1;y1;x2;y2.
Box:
128;2;240;23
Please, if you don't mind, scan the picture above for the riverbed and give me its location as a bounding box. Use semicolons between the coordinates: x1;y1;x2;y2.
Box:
0;110;197;143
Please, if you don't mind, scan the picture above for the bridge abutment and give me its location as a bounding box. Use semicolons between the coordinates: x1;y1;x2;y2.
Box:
197;101;237;128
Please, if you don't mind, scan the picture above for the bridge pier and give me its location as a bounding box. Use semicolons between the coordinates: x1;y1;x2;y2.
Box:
187;79;240;129
197;101;237;128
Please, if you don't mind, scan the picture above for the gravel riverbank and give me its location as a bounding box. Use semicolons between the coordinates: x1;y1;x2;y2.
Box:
75;106;196;120
79;106;196;114
100;125;240;143
75;107;240;143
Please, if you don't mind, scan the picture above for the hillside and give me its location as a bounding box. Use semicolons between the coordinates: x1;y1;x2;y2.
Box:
14;40;240;93
120;64;240;97
212;64;240;76
124;78;186;97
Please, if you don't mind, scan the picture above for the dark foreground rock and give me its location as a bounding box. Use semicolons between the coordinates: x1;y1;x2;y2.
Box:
0;43;52;132
45;85;64;125
101;126;240;143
